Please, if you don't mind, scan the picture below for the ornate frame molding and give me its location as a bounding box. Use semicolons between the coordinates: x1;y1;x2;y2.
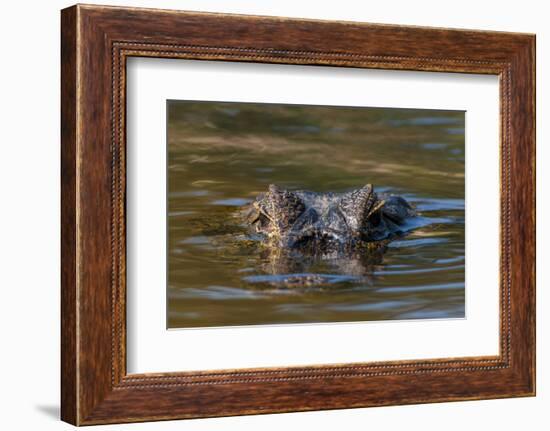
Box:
61;5;535;425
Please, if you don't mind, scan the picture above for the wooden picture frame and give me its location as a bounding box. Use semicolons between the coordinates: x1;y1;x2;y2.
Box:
61;4;535;425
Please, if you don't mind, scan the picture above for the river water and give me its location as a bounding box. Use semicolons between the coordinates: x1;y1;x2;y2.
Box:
167;101;465;328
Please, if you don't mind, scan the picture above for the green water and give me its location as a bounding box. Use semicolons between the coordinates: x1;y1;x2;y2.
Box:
167;101;465;328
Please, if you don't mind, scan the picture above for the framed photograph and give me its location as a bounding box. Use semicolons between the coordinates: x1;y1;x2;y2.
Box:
61;4;535;425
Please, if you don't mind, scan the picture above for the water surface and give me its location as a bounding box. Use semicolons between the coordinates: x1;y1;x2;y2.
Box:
167;101;465;328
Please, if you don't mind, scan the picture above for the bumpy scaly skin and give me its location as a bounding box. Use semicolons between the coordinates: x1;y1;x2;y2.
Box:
245;183;416;255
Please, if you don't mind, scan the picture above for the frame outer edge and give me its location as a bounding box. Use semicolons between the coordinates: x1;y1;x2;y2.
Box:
499;35;536;396
525;34;537;396
61;4;79;426
527;35;536;395
531;34;536;396
61;4;536;425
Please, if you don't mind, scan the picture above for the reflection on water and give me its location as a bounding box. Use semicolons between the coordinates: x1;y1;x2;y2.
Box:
167;101;465;328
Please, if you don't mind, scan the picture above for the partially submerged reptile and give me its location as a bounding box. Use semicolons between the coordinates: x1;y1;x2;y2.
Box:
241;184;417;287
245;183;416;251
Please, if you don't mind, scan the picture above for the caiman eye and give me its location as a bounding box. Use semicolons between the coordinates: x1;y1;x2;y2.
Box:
256;213;270;228
339;184;386;231
368;210;382;227
366;200;385;227
265;184;305;230
247;208;265;225
339;184;376;231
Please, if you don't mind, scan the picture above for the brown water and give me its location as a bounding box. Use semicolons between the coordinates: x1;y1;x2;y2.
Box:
167;101;465;328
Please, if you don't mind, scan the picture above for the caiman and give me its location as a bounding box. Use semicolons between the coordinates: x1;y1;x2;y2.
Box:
241;184;417;287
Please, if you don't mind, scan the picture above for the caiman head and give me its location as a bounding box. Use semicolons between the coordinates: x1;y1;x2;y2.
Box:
245;184;413;253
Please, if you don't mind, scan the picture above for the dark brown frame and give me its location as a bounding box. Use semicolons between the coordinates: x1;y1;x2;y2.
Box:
61;4;536;426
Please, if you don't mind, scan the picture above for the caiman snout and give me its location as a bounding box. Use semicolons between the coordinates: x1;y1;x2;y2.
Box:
284;229;346;250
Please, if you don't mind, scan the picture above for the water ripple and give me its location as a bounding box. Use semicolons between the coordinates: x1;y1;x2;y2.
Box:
210;198;252;206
